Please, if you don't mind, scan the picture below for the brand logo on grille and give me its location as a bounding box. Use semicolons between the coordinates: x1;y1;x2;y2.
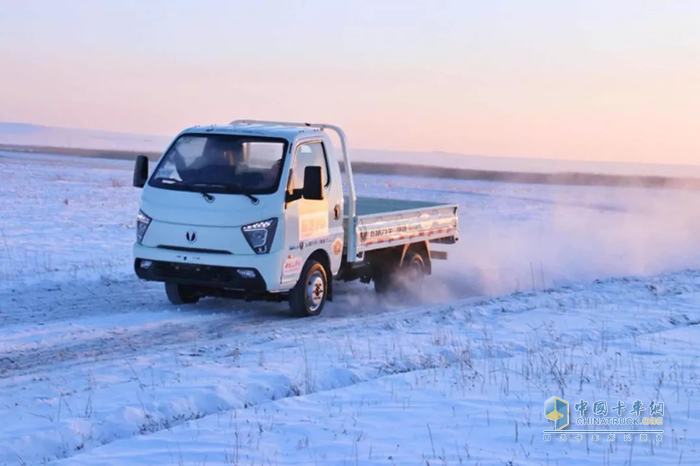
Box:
185;230;197;243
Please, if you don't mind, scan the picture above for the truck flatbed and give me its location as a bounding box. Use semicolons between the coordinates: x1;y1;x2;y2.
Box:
345;196;459;254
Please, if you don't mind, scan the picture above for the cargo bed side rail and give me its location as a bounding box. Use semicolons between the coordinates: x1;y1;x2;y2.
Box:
351;204;459;253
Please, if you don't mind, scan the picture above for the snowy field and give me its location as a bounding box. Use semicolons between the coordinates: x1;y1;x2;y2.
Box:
1;151;700;465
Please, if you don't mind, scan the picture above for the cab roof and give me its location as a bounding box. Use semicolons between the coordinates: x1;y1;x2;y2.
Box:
179;124;322;141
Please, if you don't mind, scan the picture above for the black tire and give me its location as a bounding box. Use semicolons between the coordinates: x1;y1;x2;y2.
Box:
165;283;200;305
398;251;426;294
373;251;426;295
289;260;328;317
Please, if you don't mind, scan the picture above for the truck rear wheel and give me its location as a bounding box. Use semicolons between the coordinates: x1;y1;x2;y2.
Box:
165;283;200;305
373;251;426;295
399;251;426;294
289;260;328;317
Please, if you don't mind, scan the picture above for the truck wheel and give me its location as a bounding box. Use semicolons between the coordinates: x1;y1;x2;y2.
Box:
289;260;328;317
373;251;426;295
399;251;426;293
165;283;200;305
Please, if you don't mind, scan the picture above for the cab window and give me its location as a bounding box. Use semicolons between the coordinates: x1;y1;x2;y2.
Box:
290;142;330;189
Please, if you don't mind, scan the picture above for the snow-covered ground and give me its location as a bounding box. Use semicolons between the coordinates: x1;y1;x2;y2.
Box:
1;152;700;465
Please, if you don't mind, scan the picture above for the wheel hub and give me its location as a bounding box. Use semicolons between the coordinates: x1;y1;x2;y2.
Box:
408;262;422;281
306;272;325;311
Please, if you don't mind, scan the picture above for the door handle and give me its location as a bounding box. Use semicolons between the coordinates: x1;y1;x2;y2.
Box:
333;204;341;220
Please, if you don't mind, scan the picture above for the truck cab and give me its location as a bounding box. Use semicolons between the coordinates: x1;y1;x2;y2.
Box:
133;121;458;316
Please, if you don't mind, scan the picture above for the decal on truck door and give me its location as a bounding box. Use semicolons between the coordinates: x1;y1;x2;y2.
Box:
299;211;329;241
282;256;303;279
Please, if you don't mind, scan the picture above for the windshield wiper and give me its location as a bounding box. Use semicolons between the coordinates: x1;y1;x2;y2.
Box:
155;178;217;202
191;183;260;205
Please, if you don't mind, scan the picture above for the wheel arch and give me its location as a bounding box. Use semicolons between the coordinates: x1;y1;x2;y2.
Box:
364;241;433;274
402;241;432;275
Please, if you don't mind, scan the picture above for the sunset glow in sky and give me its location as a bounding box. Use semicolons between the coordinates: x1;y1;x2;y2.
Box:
1;0;698;164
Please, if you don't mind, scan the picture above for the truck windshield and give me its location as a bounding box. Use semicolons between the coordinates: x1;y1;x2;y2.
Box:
149;134;288;195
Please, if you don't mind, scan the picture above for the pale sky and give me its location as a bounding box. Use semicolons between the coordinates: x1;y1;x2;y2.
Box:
1;0;698;164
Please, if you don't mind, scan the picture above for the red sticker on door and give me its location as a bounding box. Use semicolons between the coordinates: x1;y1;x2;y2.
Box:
283;256;303;278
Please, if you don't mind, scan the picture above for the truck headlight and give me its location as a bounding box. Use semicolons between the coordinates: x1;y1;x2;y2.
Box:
136;210;152;244
242;218;278;254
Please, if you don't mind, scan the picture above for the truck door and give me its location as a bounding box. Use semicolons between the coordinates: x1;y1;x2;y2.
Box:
281;140;343;287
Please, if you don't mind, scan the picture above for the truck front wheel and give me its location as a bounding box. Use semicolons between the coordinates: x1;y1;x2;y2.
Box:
165;283;200;305
289;260;328;317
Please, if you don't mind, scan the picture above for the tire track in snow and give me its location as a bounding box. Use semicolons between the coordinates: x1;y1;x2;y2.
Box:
0;274;482;377
0;277;156;327
3;271;700;379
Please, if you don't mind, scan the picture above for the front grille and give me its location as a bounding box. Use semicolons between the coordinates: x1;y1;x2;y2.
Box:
157;245;232;255
152;262;236;282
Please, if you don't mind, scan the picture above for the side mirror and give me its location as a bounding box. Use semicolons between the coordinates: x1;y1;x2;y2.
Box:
285;165;324;203
301;166;324;200
133;155;149;188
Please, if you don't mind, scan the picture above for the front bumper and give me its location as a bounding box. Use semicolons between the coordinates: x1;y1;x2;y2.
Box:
133;243;289;292
135;259;268;291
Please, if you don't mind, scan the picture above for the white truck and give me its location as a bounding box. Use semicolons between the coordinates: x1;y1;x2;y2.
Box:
132;120;459;316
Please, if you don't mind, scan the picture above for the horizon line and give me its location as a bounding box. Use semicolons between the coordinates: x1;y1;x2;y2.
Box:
1;119;699;170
